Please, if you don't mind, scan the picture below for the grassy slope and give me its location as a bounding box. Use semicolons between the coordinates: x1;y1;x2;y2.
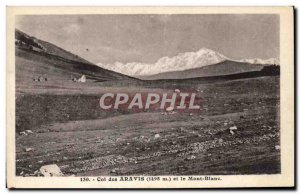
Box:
16;48;134;84
15;29;135;88
16;76;280;175
16;29;91;64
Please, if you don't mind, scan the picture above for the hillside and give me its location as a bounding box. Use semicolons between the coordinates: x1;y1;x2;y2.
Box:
16;29;92;64
15;29;135;90
139;60;264;80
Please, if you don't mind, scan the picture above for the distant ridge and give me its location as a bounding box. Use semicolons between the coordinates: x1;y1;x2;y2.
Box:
146;65;280;84
139;60;265;80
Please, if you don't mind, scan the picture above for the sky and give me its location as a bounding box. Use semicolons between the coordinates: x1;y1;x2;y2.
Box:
16;14;279;64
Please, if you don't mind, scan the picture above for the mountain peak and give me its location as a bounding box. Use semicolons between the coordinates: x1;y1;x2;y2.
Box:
97;48;279;76
197;47;216;53
97;48;228;76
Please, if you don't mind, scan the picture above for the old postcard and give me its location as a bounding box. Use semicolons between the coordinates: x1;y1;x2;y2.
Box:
6;6;294;188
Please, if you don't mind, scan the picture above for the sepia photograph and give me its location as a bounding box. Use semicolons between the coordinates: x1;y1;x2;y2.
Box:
6;6;294;188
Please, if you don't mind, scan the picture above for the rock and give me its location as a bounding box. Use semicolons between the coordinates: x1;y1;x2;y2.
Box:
275;145;280;150
189;113;193;116
25;130;33;134
77;75;86;83
19;131;27;136
165;107;174;112
224;122;228;126
39;164;63;177
187;155;196;160
33;170;39;175
111;169;120;173
24;148;34;152
229;126;237;135
154;134;160;139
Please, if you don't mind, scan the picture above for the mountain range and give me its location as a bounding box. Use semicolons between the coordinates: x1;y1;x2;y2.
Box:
16;28;279;82
97;48;279;79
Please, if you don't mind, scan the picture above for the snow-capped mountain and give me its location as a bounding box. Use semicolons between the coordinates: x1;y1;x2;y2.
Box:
97;48;279;76
97;48;229;76
237;58;279;65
